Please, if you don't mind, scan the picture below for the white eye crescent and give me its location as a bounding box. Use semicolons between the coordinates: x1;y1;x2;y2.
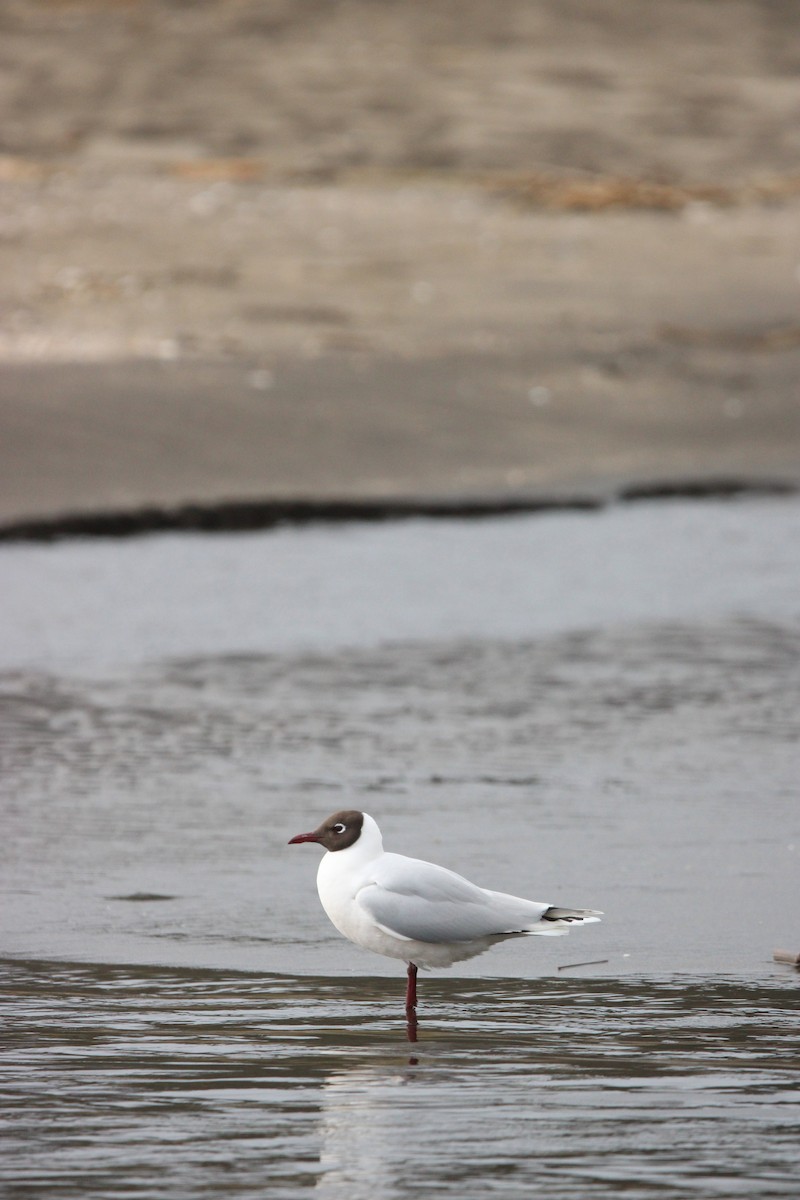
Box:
332;822;346;834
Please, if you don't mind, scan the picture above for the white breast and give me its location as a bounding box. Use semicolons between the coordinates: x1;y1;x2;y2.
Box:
316;841;407;960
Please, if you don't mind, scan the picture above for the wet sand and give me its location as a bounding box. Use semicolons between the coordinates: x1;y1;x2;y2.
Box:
2;0;800;524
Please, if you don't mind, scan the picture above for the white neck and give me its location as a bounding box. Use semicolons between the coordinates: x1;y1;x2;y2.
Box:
343;811;383;863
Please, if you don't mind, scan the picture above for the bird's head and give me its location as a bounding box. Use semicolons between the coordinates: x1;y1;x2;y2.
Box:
288;809;365;852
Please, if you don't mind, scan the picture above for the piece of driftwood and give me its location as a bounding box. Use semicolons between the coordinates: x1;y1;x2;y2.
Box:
557;958;610;971
772;949;800;966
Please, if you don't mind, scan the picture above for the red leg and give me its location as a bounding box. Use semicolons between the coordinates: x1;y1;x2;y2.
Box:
405;961;418;1013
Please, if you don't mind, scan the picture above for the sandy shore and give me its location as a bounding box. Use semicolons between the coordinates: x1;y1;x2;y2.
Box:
1;0;799;528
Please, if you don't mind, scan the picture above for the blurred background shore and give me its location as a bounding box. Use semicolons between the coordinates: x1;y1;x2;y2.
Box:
1;0;799;527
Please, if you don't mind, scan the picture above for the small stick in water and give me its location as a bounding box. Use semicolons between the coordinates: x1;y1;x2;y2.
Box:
557;958;610;971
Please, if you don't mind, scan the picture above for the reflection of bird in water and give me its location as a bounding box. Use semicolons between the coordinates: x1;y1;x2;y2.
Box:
314;1064;421;1198
289;810;601;1017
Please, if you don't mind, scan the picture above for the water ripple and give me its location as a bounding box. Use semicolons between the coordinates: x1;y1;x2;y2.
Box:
2;961;798;1198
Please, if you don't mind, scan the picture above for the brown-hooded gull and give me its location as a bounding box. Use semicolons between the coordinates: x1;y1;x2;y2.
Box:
289;809;602;1014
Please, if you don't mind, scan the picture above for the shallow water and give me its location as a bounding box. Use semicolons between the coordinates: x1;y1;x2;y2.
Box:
2;961;798;1199
1;497;800;1196
3;495;800;672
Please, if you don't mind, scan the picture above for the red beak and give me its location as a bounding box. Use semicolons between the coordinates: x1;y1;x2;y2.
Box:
288;831;321;845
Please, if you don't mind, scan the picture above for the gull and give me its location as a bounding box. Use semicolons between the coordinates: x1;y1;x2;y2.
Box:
289;809;602;1014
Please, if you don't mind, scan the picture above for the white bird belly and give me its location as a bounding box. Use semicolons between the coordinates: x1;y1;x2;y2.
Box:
316;853;504;968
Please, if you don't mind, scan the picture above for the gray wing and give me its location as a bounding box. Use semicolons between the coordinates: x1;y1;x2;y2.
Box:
355;852;550;944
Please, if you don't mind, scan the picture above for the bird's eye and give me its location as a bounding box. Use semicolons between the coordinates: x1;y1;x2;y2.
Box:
332;823;346;834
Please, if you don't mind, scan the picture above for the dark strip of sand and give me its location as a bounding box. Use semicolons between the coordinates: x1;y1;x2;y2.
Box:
2;353;798;540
